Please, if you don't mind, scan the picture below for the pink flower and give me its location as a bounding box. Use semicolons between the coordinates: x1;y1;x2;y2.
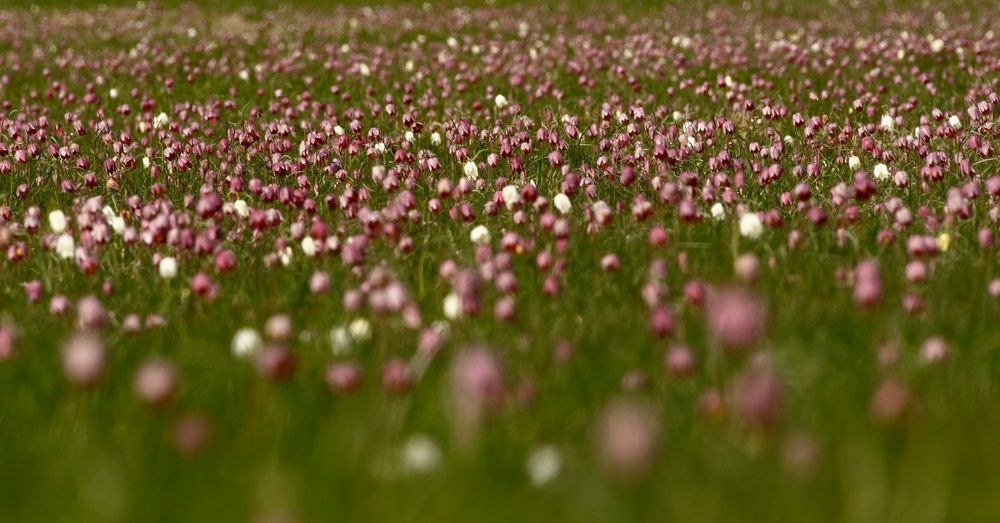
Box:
451;348;505;445
62;332;106;386
382;358;412;395
256;346;296;381
326;361;363;394
663;345;695;377
595;399;660;480
310;271;331;294
134;359;178;406
0;326;16;361
76;295;108;330
23;280;43;303
730;367;783;430
706;288;766;351
853;260;883;308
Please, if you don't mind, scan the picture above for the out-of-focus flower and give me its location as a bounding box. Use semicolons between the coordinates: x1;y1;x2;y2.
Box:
553;193;572;214
348;318;372;342
706;288;766;351
595;399;660;480
873;163;890;181
329;326;351;355
470;225;491;245
159;256;178;279
879;114;895;131
443;293;462;320
232;328;263;358
48;210;67;233
233;200;249;218
711;202;725;220
134;359;178;406
55;234;75;259
400;435;442;475
526;446;562;487
153;112;169;129
501;185;521;209
63;332;106;386
301;236;317;257
739;212;764;239
463;161;479;180
451;347;505;445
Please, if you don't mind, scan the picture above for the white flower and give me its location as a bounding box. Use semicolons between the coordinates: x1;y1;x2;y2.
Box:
231;328;263;358
526;446;562;487
348;318;372;342
430;132;442;145
400;435;442;475
329;326;351;355
739;212;764;239
158;256;178;279
238;69;250;81
948;114;962;129
501;185;521;209
711;202;726;220
186;27;197;38
109;88;119;99
333;125;345;136
469;225;491;245
553;193;572;214
142;156;151;169
443;293;461;320
301;236;317;257
152;112;169;129
463;161;479;180
279;246;293;267
494;94;509;109
374;142;385;153
358;63;371;77
880;114;895;131
873;163;890;181
930;38;945;53
404;130;415;142
55;234;75;259
48;210;67;233
848;155;861;170
109;216;126;234
233;199;249;218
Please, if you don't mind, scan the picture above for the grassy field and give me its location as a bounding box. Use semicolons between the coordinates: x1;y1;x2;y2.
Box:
0;1;999;521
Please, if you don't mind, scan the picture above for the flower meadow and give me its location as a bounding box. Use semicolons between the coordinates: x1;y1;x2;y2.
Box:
1;1;999;521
